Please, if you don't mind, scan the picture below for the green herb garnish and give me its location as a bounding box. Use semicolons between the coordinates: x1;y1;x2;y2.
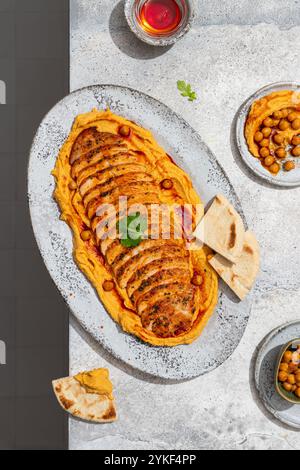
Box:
117;213;147;248
177;80;197;102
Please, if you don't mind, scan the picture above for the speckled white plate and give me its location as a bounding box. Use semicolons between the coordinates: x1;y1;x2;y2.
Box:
236;82;300;188
28;85;251;380
255;321;300;429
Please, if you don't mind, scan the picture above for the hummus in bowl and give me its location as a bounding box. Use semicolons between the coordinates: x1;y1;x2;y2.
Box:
245;90;300;175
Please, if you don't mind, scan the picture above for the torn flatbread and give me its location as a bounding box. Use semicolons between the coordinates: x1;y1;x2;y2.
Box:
52;368;117;423
194;195;245;263
208;231;260;300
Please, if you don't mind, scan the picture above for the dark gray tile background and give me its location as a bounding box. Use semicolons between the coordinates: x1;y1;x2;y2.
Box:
0;0;69;450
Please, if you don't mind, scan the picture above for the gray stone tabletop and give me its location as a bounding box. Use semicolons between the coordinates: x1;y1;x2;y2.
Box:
69;0;300;450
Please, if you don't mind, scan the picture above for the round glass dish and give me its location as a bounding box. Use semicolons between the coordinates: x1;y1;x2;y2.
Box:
235;82;300;188
124;0;195;46
255;321;300;429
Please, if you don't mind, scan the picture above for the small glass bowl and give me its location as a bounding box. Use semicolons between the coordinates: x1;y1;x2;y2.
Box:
275;338;300;405
124;0;195;46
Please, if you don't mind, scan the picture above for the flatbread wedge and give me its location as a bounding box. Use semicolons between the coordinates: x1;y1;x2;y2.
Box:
194;195;245;263
208;231;260;300
52;368;117;423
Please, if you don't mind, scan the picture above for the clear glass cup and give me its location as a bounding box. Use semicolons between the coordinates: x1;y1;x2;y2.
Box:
124;0;195;46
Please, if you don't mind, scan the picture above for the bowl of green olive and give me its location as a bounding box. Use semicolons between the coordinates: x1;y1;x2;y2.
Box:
275;339;300;404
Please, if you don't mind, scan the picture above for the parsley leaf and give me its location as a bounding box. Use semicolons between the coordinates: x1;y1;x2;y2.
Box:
117;213;147;248
177;80;197;102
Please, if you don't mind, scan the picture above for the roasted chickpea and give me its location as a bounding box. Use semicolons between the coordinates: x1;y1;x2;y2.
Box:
81;230;92;241
69;180;77;190
279;119;290;131
264;156;275;167
281;109;289;118
283;382;293;392
103;280;115;292
119;125;131;137
260;147;270;158
273;133;285;144
292;146;300;157
295;388;300;398
295;373;300;383
292;119;300;130
260;138;270;147
292;135;300;146
283;350;293;362
288;112;298;122
262;127;272;138
278;371;289;382
288;374;296;385
284;161;296;172
275;148;286;159
263;117;274;127
161;179;174;190
273;119;280;127
292;385;297;392
279;362;289;372
254;131;264;143
288;362;298;373
273;111;283;120
269;162;280;174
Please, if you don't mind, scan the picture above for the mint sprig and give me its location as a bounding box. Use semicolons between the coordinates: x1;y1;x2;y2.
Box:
117;213;147;248
177;80;197;102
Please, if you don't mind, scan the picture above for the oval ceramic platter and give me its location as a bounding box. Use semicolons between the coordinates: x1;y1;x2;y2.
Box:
28;85;251;380
236;82;300;188
255;321;300;429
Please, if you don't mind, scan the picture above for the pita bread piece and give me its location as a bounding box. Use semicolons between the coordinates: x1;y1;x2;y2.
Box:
209;231;260;300
194;195;245;263
52;368;117;423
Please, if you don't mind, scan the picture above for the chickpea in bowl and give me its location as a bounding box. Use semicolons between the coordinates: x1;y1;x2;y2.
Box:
275;339;300;404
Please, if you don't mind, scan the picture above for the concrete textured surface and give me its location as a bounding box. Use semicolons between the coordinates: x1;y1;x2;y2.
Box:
69;0;300;450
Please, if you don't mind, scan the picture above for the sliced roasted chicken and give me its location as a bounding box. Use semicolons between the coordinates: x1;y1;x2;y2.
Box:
67;127;198;338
